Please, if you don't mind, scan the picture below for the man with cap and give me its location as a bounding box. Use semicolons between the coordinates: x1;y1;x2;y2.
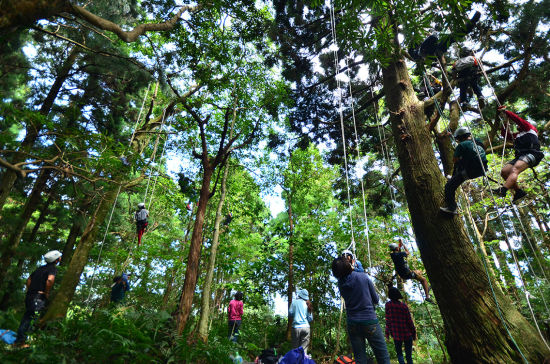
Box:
342;249;364;272
288;289;313;355
134;202;149;246
385;287;416;364
14;250;62;347
389;240;432;303
440;126;487;215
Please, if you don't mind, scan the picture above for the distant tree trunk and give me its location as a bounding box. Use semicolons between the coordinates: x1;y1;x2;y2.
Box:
0;47;78;211
381;38;549;362
515;207;550;279
0;258;24;310
175;165;214;335
286;193;294;341
198;162;230;342
61;213;85;265
27;185;57;244
0;169;50;282
163;217;193;309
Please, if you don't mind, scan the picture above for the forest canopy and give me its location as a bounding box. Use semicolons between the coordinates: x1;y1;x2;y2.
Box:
0;0;549;363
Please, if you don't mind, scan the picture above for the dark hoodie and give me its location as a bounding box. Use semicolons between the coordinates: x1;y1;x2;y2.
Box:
337;271;379;322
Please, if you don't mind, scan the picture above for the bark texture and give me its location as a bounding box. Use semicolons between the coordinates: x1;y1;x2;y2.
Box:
381;53;549;362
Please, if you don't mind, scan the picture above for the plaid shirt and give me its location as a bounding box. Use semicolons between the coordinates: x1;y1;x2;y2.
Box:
385;300;416;341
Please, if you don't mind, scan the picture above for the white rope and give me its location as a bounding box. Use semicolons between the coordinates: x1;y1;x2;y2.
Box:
437;58;550;350
329;0;356;250
86;184;123;304
143;107;168;203
129;82;152;146
147;115;173;210
343;57;372;267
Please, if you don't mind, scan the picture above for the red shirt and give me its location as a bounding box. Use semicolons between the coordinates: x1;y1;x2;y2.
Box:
385;300;416;341
228;299;243;321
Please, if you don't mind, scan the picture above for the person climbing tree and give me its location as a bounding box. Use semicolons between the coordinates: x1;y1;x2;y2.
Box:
228;291;243;342
385;287;416;364
408;11;481;62
134;202;149;246
331;256;390;364
452;48;485;109
223;212;233;226
440;127;488;215
492;106;544;203
342;249;365;272
288;289;313;355
110;272;130;304
389;240;432;303
14;250;62;347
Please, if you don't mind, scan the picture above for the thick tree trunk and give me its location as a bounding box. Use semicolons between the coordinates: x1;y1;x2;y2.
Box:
0;0;70;32
381;52;549;362
198;162;230;341
27;185;57;244
0;47;78;211
175;165;214;335
40;186;120;322
0;169;50;281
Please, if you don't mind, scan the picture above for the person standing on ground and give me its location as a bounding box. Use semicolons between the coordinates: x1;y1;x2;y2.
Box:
289;289;313;355
14;250;62;347
110;272;130;304
385;287;416;364
332;256;390;364
228;291;244;342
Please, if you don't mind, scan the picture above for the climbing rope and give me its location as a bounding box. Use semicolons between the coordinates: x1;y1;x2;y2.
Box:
436;58;550;350
343;57;372;267
328;0;356;253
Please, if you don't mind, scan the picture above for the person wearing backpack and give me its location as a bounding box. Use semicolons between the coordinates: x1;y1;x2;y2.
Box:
440;126;488;215
385;287;416;364
289;289;313;355
332;257;390;364
228;291;244;342
14;250;62;347
492;106;544;203
452;48;485;109
134;202;149;246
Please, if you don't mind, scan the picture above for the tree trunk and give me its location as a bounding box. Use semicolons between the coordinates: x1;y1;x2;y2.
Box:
0;0;71;32
175;165;214;335
40;186;120;322
61;213;85;265
0;47;78;211
27;185;57;244
198;162;230;341
286;194;294;341
381;49;549;362
515;206;550;279
0;169;50;281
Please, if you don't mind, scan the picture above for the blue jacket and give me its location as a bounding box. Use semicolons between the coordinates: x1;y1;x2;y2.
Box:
280;347;316;364
355;259;365;272
337;271;379;322
289;291;313;328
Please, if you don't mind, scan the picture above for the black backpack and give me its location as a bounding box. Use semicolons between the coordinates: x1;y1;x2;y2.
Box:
258;348;280;364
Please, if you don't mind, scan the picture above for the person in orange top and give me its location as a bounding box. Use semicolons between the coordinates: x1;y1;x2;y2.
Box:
228;291;244;342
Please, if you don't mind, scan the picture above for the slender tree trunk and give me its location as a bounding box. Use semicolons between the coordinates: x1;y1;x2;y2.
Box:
528;205;550;252
0;258;24;310
27;186;57;244
61;214;85;265
198;162;231;341
0;47;78;211
286;194;294;341
175;165;214;335
40;186;120;322
0;169;50;281
381;46;549;362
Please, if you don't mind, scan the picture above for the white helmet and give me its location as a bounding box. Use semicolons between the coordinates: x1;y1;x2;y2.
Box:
44;250;62;263
341;249;355;260
138;202;145;208
389;243;399;251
